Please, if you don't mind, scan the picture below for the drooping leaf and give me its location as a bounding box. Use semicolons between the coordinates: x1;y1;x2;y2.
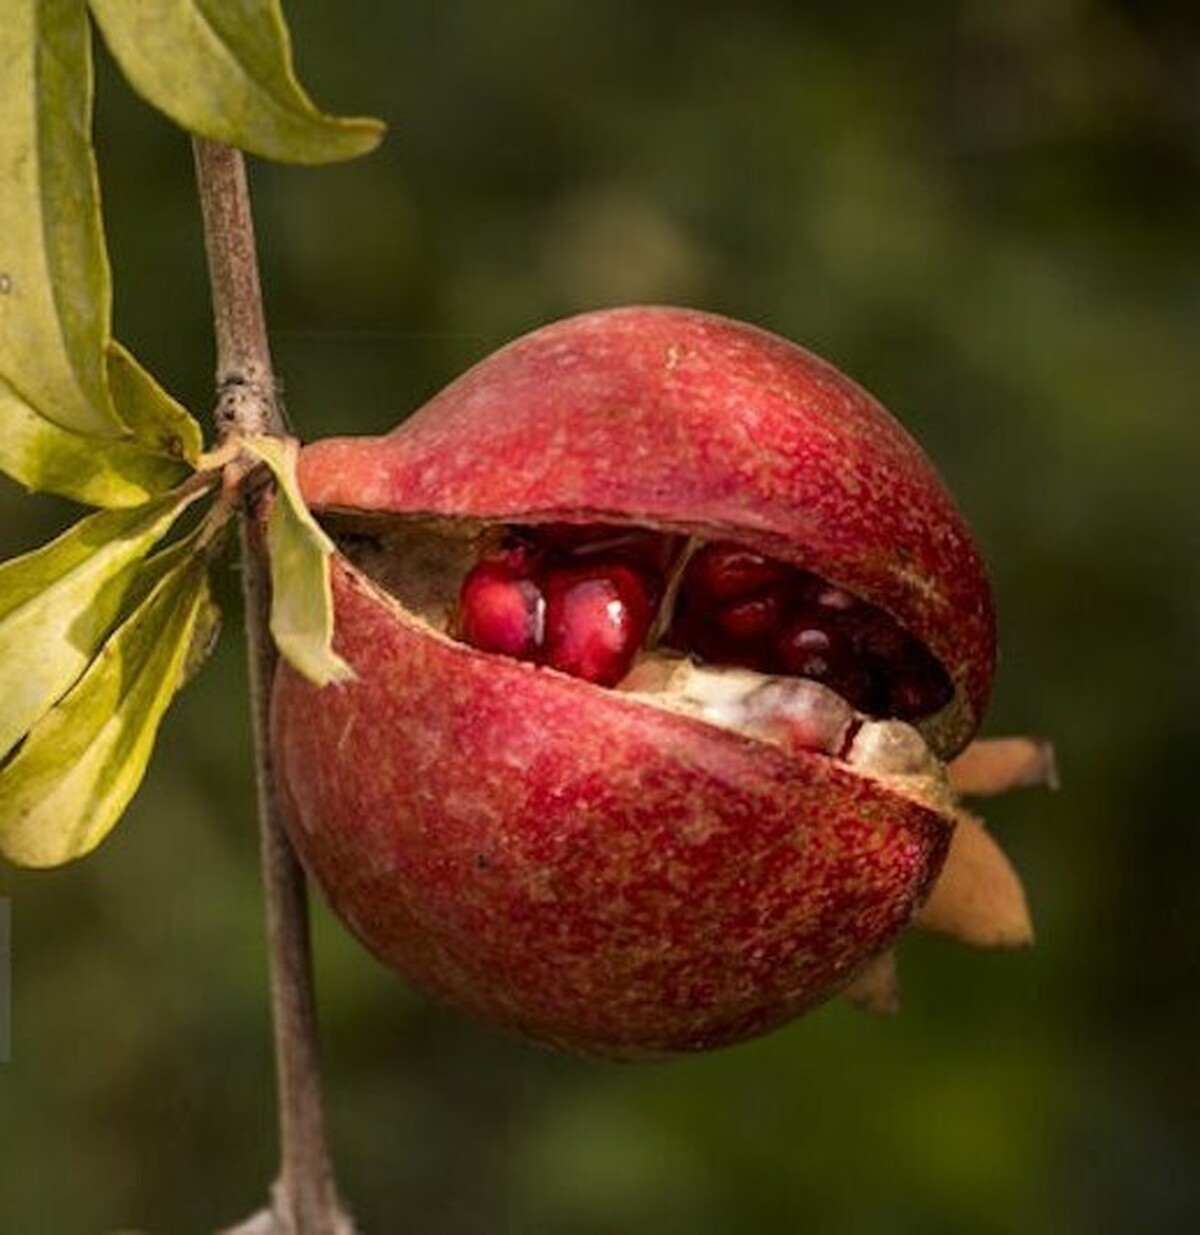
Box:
0;484;210;762
242;435;354;686
0;376;190;506
106;341;204;466
0;0;124;437
0;553;213;868
88;0;385;165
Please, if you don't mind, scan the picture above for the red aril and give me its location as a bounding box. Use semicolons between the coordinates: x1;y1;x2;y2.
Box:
456;560;544;659
540;561;653;686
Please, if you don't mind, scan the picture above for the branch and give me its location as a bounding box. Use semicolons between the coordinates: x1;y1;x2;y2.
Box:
192;138;355;1235
192;142;283;440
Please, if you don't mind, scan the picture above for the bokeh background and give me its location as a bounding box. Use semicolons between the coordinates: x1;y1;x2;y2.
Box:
2;1;1198;1231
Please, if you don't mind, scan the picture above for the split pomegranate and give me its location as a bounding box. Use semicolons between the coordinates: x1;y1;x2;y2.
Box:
271;306;997;1058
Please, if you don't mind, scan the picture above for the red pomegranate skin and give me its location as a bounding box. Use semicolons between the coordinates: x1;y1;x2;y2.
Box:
272;306;994;1057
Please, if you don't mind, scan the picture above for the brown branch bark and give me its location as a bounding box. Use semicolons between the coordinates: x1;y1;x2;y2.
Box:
192;138;355;1235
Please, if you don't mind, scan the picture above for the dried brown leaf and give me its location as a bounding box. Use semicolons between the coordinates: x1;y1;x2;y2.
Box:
842;948;900;1015
948;736;1058;797
914;810;1034;947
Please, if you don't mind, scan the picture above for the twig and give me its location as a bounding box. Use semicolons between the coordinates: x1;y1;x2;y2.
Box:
192;138;355;1235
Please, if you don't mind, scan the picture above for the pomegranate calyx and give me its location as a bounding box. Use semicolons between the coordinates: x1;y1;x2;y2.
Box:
913;809;1034;948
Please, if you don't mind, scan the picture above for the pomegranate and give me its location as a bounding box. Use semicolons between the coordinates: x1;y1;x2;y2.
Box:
270;306;998;1058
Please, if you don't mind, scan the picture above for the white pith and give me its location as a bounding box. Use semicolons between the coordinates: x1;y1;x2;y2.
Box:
619;656;953;813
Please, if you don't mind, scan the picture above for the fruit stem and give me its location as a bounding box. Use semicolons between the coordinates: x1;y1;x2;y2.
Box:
192;138;355;1235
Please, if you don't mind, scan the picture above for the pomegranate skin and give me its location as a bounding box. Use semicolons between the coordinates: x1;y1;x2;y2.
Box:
273;559;951;1058
298;306;995;755
272;305;994;1056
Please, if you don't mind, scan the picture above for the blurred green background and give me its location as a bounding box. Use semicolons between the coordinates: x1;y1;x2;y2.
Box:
2;1;1198;1231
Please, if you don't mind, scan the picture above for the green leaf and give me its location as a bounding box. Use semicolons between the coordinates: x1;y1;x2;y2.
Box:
0;376;192;506
0;485;209;763
106;341;204;467
0;0;124;437
88;0;385;165
242;435;354;686
181;572;222;685
0;553;213;867
0;338;204;506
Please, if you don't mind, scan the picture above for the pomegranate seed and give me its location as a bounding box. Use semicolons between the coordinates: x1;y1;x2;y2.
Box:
778;625;832;673
885;646;954;719
714;590;785;643
777;622;873;709
458;561;544;659
542;563;654;686
814;584;857;612
853;610;908;662
685;542;791;602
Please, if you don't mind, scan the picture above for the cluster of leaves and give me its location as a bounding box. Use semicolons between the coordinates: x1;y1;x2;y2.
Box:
0;0;382;867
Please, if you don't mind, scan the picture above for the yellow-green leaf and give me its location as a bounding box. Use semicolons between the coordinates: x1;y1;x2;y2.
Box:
88;0;385;165
181;574;222;685
0;484;209;762
242;435;353;686
0;0;124;437
0;374;191;507
0;554;212;867
106;341;204;467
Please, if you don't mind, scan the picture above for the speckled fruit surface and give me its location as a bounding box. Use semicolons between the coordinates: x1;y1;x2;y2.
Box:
271;306;995;1058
